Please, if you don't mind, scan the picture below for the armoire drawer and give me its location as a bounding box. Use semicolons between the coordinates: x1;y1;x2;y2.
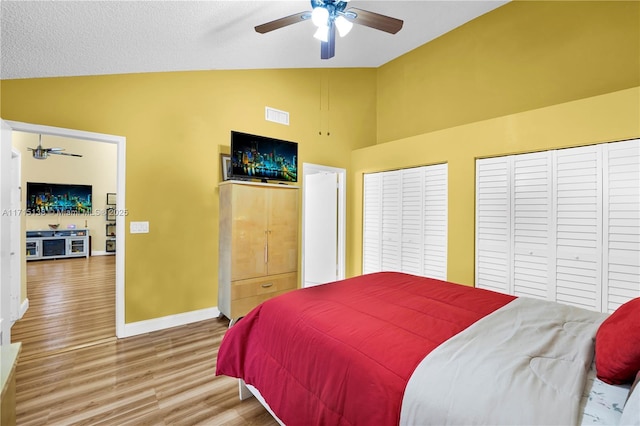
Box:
230;289;295;319
231;272;297;300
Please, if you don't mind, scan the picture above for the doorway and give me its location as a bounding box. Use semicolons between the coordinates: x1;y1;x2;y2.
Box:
302;163;346;288
0;119;126;342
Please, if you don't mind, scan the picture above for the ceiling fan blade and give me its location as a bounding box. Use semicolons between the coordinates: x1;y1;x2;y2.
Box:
348;8;403;34
48;151;82;157
255;11;311;34
320;23;336;60
47;147;64;152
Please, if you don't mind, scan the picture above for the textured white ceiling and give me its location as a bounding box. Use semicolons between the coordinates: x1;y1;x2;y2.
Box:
0;1;508;80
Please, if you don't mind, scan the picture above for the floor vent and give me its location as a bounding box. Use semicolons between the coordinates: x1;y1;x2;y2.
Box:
265;107;290;125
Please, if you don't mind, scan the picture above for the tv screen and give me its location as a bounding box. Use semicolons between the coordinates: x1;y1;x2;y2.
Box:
26;182;92;214
229;131;298;183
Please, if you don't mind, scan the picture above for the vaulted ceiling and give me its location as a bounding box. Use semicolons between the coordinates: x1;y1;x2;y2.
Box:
1;1;508;80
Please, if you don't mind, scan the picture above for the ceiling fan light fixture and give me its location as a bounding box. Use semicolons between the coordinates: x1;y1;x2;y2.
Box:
334;15;353;37
311;7;329;27
313;25;330;42
32;150;47;160
254;1;403;60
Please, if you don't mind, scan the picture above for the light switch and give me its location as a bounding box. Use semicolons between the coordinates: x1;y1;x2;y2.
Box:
130;221;149;234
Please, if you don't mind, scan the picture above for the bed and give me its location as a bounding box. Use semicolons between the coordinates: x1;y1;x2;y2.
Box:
216;272;640;425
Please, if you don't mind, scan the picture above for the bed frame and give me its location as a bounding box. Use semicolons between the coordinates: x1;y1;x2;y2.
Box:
239;379;284;425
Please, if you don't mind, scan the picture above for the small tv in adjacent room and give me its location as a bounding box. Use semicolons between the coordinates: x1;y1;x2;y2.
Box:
229;131;298;183
26;182;92;214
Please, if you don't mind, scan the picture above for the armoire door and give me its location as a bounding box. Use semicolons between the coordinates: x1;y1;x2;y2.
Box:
230;184;268;281
266;187;299;275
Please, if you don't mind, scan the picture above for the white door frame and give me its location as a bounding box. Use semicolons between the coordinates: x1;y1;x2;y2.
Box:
1;120;127;338
10;148;22;322
301;163;346;287
1;120;12;344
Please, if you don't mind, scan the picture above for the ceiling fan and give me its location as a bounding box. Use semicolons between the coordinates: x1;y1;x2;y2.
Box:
255;0;403;59
28;135;82;160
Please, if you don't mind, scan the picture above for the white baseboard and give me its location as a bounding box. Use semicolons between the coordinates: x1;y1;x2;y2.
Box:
91;251;115;256
120;306;221;338
19;298;29;320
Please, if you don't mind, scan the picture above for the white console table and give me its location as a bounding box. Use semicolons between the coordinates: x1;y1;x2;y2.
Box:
26;229;90;261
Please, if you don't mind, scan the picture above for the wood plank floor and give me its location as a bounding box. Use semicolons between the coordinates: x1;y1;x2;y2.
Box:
11;256;278;425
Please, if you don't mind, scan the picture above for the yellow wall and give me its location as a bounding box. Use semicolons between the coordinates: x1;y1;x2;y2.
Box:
376;0;640;143
350;87;640;284
1;68;377;323
349;0;640;283
1;0;639;323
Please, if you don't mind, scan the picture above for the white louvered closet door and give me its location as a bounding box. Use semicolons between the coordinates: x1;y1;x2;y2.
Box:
512;152;553;300
603;139;640;313
553;145;603;311
363;164;448;279
362;173;382;274
381;170;402;272
476;140;639;313
423;164;448;280
475;157;512;294
400;168;424;275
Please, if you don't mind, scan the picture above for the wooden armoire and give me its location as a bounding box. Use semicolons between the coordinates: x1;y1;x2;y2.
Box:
218;181;299;320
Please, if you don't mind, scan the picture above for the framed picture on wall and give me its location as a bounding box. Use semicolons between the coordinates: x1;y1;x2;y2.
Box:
106;192;116;205
221;154;231;181
106;208;116;221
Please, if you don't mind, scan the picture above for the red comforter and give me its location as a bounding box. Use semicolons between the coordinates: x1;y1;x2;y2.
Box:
216;272;515;425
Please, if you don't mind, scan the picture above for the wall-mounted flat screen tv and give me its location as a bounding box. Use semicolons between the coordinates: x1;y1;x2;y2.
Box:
229;131;298;183
26;182;92;214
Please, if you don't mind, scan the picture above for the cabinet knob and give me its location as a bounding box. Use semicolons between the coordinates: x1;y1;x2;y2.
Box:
261;283;273;288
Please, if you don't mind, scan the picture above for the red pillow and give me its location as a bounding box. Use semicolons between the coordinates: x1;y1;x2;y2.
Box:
596;298;640;385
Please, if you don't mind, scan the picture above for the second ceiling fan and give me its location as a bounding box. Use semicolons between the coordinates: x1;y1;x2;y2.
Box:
28;135;82;160
255;0;403;60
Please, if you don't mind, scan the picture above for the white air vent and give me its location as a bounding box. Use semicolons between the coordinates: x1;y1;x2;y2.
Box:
265;107;290;125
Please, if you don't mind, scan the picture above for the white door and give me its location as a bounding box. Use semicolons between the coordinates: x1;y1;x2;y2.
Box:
602;139;640;313
422;163;449;280
475;140;640;313
381;170;402;271
400;168;423;275
363;165;449;280
302;163;346;288
304;172;338;287
512;151;553;300
554;144;603;311
475;157;512;294
362;173;382;274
